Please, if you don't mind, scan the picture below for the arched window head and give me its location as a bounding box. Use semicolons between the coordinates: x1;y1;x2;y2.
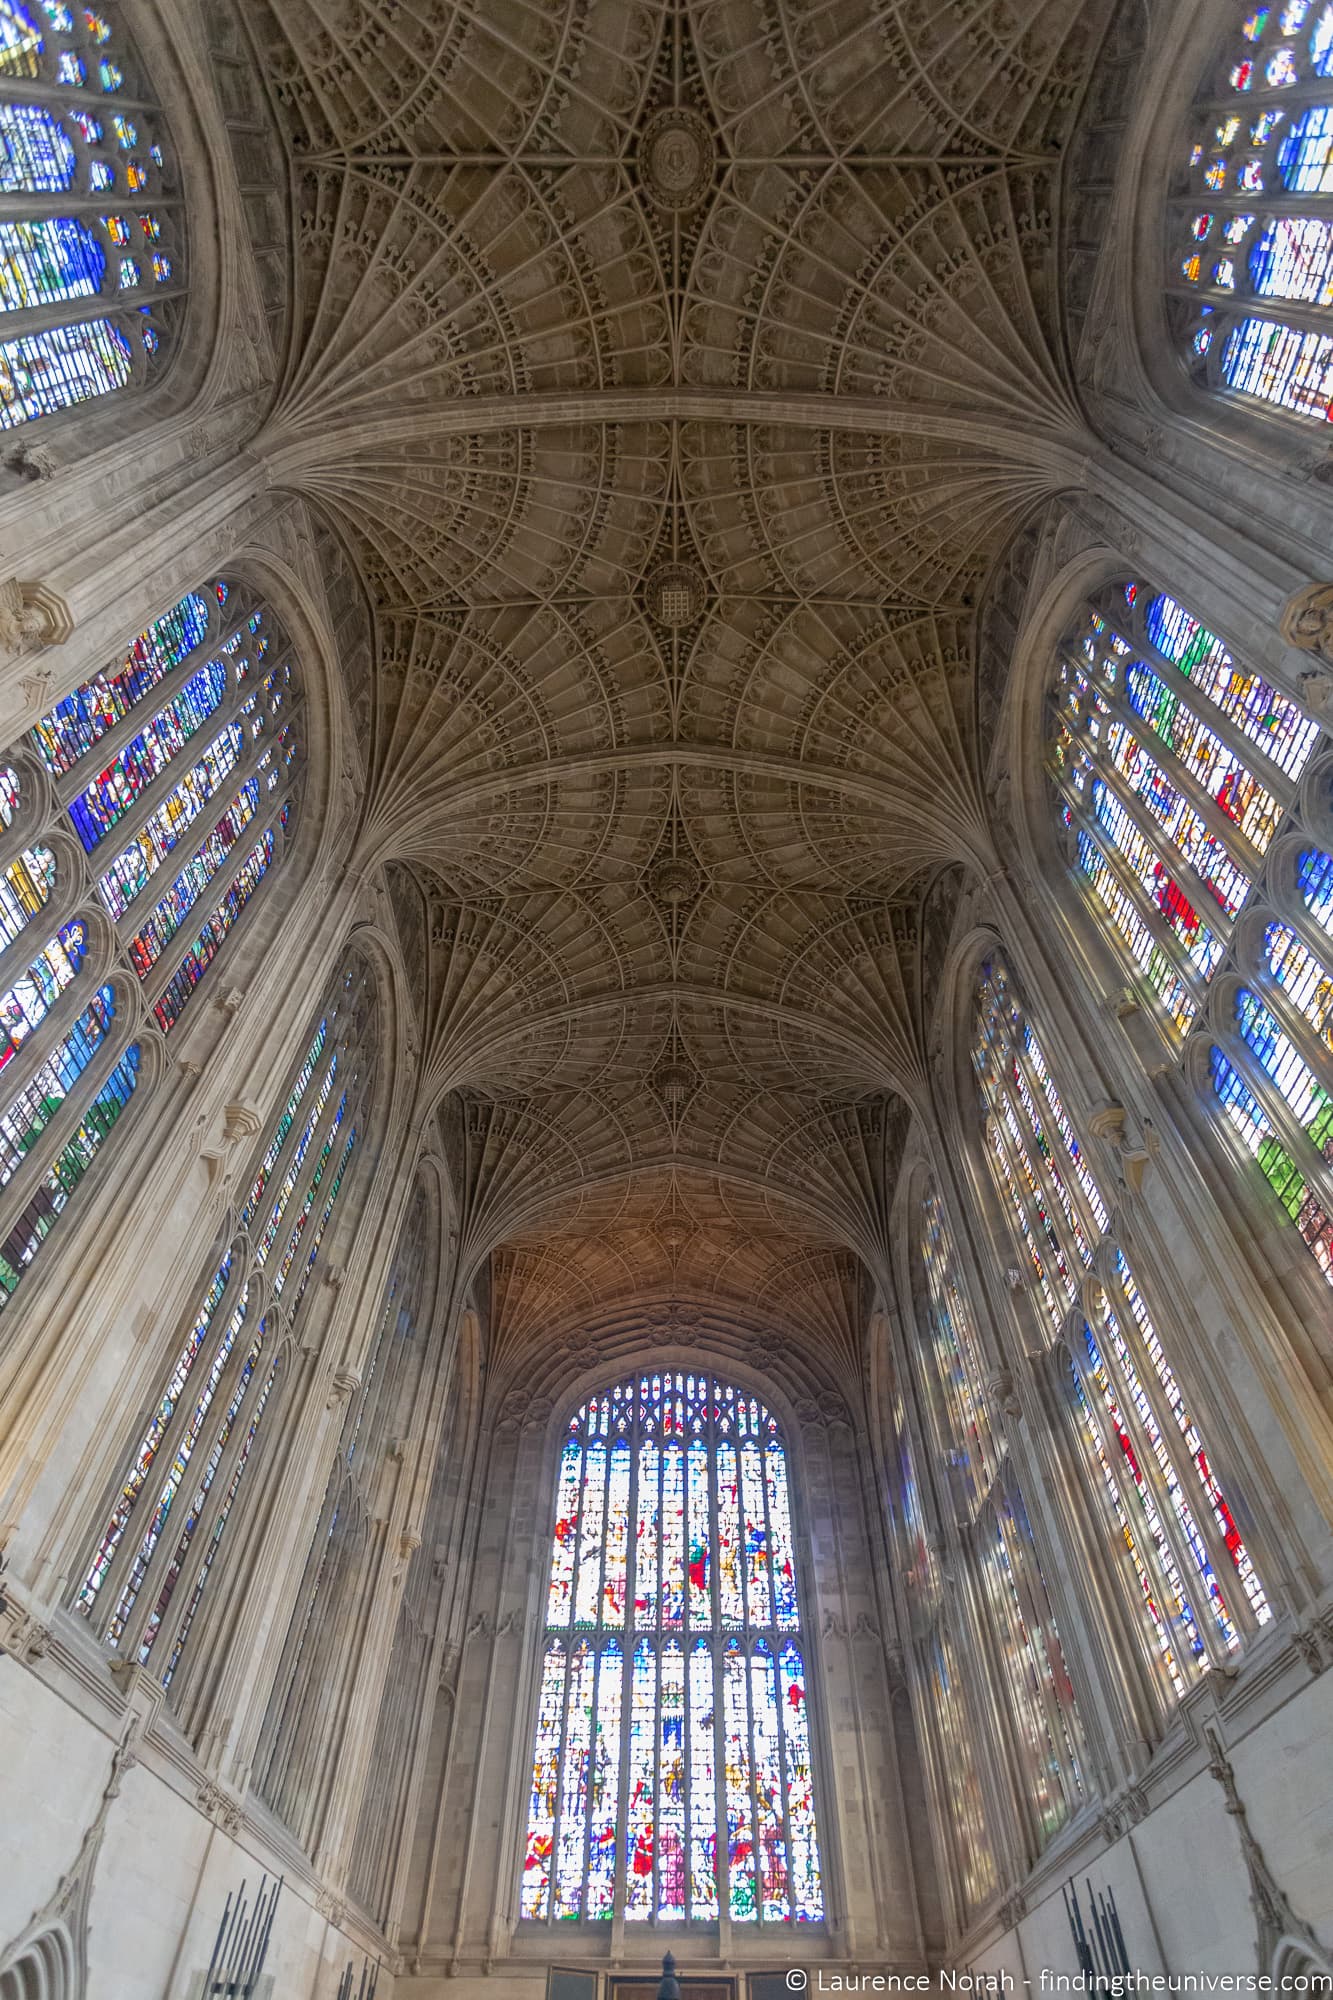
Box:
1172;1;1333;420
73;955;376;1699
972;955;1272;1713
0;1;183;430
1050;578;1320;1034
521;1371;824;1928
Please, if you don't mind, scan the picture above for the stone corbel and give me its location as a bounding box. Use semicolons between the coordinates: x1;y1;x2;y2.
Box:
200;1102;263;1194
315;1887;346;1930
196;1778;243;1838
0;577;73;660
327;1366;360;1411
2;439;55;482
1088;1101;1161;1195
997;1890;1028;1931
0;1601;50;1665
986;1367;1023;1421
1279;583;1333;700
1097;1781;1150;1844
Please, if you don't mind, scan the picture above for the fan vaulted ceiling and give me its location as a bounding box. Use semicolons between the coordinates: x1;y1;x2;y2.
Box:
241;0;1111;1385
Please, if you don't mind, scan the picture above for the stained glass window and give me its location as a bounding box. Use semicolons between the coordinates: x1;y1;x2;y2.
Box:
1171;1;1333;417
915;1179;1086;1846
1049;579;1318;1037
521;1372;823;1927
972;954;1273;1711
0;575;300;1317
73;958;376;1696
0;1;182;428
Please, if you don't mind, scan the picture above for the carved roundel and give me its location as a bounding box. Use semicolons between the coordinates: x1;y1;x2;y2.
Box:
645;855;703;905
637;108;716;212
643;560;707;628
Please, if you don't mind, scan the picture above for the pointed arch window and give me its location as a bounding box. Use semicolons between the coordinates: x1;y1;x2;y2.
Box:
1172;0;1333;419
972;955;1272;1716
916;1183;1085;1846
521;1372;824;1928
0;0;183;428
72;955;374;1696
1048;579;1333;1290
0;578;296;1316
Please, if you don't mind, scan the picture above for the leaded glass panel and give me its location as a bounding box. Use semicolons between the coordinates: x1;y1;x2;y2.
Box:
521;1372;823;1927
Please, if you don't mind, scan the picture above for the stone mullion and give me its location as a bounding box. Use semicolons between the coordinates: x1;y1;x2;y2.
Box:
1216;999;1333;1208
357;1589;423;1918
797;1417;866;1953
178;1118;422;1787
1074;1288;1232;1677
0;997;144;1263
1095;689;1272;895
76;1238;243;1623
301;1517;389;1859
111;1002;362;1683
1011;1027;1112;1272
268;1511;357;1842
914;1129;1124;1798
953;1517;1041;1885
382;1535;465;1947
252;1457;342;1814
1089;1282;1244;1668
460;1415;537;1965
402;1366;491;1954
904;1631;971;1943
330;1281;465;1903
1024;1352;1176;1760
998;1489;1089;1825
824;1407;924;1959
312;1460;423;1885
90;1266;256;1655
982;823;1333;1598
998;1350;1166;1788
990;1084;1086;1331
910;1274;1030;1902
1048;755;1211;1012
7;878;343;1599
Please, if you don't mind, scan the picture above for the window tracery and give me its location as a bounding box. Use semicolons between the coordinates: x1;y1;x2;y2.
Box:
917;1184;1085;1847
256;1179;435;1843
0;0;182;429
886;1390;998;1919
1049;578;1333;1289
521;1372;823;1928
72;956;374;1693
972;955;1273;1713
0;578;296;1314
1173;0;1333;419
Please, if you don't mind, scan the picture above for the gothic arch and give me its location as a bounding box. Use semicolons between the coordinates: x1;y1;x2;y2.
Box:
0;1929;77;2000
